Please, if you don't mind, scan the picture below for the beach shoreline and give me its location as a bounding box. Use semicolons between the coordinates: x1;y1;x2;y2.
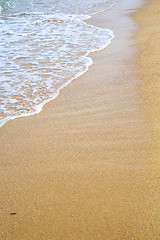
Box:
0;0;160;239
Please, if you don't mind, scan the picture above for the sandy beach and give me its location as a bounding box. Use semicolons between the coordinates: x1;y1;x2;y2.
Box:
0;0;160;239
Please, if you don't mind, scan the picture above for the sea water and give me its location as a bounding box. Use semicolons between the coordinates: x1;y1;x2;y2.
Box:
0;0;118;127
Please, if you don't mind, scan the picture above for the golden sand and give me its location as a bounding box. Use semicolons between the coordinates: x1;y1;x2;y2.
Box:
0;0;160;239
134;0;160;235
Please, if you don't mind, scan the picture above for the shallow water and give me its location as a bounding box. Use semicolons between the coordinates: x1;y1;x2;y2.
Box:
0;0;118;127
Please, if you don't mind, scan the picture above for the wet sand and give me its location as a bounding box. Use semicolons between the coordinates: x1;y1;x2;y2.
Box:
0;0;160;239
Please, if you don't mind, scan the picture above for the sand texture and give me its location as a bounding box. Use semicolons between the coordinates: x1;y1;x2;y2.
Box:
134;0;160;235
0;0;160;239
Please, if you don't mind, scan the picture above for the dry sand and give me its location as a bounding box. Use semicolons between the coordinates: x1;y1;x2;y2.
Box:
0;0;160;239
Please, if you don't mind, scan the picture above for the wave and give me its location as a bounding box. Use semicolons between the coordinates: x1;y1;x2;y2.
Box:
0;0;117;128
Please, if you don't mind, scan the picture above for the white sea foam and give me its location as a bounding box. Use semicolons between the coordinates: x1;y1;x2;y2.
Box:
0;0;118;128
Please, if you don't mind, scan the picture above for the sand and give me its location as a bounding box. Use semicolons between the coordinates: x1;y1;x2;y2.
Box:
0;0;160;239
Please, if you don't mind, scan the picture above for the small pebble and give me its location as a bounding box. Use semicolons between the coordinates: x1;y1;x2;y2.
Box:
10;213;16;215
